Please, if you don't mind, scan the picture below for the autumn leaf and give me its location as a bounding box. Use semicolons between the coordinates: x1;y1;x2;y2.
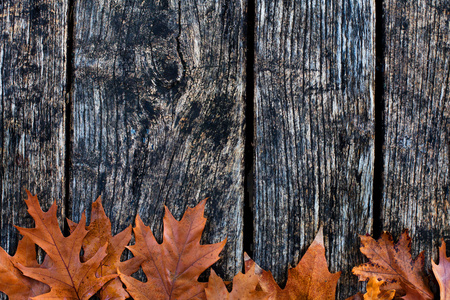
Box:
119;199;226;300
364;277;395;300
352;230;433;300
68;196;141;300
432;240;450;300
346;277;395;300
0;236;50;299
205;254;268;300
245;227;341;300
15;191;117;300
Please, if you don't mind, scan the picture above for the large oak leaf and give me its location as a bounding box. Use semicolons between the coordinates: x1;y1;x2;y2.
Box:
245;227;341;299
119;199;226;300
0;236;49;299
15;191;116;300
352;231;433;300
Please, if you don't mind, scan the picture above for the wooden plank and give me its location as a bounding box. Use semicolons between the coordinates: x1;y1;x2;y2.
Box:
381;0;450;267
72;0;246;278
253;0;375;297
0;1;67;253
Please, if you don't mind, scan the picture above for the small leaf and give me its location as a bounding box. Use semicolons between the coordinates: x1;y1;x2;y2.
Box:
364;277;395;300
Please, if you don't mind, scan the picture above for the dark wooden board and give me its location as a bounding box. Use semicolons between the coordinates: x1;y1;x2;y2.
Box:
0;0;67;253
381;0;450;269
253;0;375;298
0;1;67;298
72;0;246;278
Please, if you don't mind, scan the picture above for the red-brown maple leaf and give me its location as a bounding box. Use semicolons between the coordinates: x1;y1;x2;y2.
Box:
352;230;433;300
0;236;50;299
245;227;341;299
15;191;117;300
119;199;226;300
68;196;141;300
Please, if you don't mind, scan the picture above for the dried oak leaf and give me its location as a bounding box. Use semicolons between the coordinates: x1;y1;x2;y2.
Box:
245;227;341;300
15;191;117;300
432;240;450;300
205;256;268;300
119;199;226;300
0;236;50;299
67;196;141;300
352;230;433;300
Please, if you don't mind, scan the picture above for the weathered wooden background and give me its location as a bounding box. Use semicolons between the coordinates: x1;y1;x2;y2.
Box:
0;0;448;298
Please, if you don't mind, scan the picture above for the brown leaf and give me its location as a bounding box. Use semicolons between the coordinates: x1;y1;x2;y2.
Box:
432;240;450;300
245;227;341;300
119;199;226;300
352;230;433;300
0;236;50;299
400;282;428;300
205;259;268;300
68;196;141;300
15;191;117;300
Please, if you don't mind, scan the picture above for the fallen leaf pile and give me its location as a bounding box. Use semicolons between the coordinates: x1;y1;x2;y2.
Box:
0;191;448;299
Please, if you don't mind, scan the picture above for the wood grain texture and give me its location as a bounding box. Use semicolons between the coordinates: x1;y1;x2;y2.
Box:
0;0;67;253
381;0;450;268
72;0;245;278
253;0;375;298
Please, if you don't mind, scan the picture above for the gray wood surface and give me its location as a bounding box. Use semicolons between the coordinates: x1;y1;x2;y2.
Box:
0;2;67;298
381;0;450;270
253;0;375;298
72;0;246;279
1;1;449;299
0;0;67;253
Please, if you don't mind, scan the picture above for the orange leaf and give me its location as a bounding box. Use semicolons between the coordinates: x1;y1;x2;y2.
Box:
0;236;50;299
15;191;117;300
245;227;341;299
205;260;268;299
346;277;395;300
352;230;433;300
119;199;226;300
68;196;141;300
432;240;450;300
363;277;395;300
